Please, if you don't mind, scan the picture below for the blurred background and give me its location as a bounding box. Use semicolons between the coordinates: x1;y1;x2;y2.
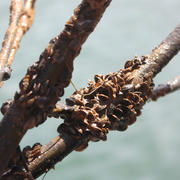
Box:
0;0;180;180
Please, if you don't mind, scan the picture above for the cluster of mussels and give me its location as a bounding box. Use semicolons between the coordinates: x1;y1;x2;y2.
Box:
57;56;154;150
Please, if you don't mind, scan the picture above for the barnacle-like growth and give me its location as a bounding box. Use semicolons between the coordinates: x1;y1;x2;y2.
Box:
57;56;154;150
23;143;42;164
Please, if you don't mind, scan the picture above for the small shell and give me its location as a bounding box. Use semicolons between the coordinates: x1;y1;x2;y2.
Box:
26;98;35;106
98;94;109;103
121;98;132;106
124;60;133;69
94;74;104;83
122;84;134;92
75;142;88;152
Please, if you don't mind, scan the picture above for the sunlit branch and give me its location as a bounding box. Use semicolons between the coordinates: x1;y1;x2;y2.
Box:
0;0;36;86
151;75;180;100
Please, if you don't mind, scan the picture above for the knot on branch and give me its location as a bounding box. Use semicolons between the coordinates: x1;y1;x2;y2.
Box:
1;99;13;115
0;65;12;82
56;57;154;151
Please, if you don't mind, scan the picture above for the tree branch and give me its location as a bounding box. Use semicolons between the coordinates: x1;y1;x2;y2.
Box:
0;0;36;86
151;75;180;100
0;0;112;176
27;134;85;179
127;24;180;87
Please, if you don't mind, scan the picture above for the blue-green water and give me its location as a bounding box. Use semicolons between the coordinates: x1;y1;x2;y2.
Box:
0;1;180;180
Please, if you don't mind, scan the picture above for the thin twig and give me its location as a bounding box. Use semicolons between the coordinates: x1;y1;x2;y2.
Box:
0;0;36;86
151;75;180;100
0;0;112;176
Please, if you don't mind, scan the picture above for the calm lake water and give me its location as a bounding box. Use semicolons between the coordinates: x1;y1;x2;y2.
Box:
0;1;180;180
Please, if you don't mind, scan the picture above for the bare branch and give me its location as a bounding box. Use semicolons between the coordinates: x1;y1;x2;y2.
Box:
0;0;36;86
151;75;180;101
0;0;112;176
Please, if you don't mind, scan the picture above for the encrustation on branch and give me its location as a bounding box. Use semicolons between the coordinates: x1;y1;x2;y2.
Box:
0;0;112;177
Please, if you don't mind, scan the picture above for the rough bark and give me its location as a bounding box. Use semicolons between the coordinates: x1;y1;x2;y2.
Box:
0;0;112;176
